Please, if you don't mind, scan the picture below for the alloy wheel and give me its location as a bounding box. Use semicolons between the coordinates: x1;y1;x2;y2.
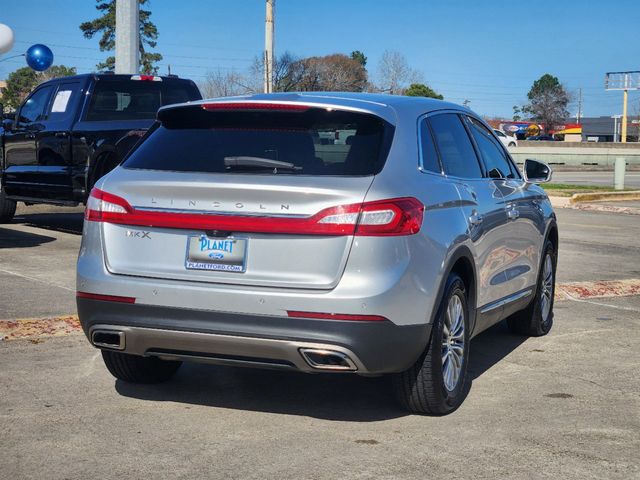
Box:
540;253;554;322
442;293;465;392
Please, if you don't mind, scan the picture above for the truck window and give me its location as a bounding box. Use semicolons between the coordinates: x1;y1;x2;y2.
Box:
18;86;54;124
47;82;81;122
85;80;197;121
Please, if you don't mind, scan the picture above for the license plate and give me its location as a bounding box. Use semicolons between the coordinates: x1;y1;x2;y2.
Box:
185;235;247;273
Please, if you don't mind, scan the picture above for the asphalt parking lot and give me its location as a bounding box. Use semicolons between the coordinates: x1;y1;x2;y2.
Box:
1;203;639;479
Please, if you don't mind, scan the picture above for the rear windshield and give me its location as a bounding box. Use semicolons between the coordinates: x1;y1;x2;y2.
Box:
122;106;393;176
85;80;201;121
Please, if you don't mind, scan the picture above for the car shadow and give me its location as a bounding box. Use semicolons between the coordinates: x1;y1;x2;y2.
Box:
116;365;405;421
0;227;57;248
13;212;84;235
467;321;529;380
115;321;530;421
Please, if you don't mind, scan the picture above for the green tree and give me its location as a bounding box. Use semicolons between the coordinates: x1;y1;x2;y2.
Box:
523;74;570;133
404;83;443;99
291;54;368;92
1;65;77;110
80;0;162;74
350;50;367;67
512;105;522;121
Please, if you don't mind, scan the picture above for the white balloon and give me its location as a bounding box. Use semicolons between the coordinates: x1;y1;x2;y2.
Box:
0;24;15;55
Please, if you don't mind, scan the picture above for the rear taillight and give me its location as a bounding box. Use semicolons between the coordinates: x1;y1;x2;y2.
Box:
85;189;424;237
130;75;162;81
313;197;424;236
85;188;133;222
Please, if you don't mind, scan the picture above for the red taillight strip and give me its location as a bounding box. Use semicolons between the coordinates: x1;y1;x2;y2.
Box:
201;102;310;112
77;292;136;304
86;188;424;236
287;311;388;322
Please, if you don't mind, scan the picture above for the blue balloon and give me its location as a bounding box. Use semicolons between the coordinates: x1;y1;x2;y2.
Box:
25;44;54;71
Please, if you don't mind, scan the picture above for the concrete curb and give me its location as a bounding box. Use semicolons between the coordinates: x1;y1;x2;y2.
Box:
569;190;640;204
548;195;640;214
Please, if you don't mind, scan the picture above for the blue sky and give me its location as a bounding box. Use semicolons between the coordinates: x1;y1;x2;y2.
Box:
1;0;639;118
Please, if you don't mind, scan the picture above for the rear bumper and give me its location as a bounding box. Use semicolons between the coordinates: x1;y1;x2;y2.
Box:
77;298;431;375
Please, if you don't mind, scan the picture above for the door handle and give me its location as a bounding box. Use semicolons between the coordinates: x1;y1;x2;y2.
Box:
507;208;520;220
461;183;477;200
25;133;36;139
469;211;483;226
55;132;68;138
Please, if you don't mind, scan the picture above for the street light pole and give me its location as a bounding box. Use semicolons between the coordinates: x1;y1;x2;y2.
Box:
264;0;275;93
115;0;139;74
621;88;628;143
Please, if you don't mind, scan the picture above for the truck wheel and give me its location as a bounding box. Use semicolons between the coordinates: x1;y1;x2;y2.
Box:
507;240;556;337
101;350;182;384
0;190;17;223
89;154;120;192
392;272;470;415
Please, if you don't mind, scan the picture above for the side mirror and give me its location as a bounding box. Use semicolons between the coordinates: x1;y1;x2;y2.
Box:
523;159;552;184
2;117;13;132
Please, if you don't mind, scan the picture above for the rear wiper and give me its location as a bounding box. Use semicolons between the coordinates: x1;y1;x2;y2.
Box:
223;156;302;173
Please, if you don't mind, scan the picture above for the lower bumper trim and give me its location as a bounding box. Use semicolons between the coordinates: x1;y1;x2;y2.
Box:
78;298;432;374
89;324;363;373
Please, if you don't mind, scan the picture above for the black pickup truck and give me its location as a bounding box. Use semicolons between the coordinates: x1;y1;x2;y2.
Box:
0;73;202;222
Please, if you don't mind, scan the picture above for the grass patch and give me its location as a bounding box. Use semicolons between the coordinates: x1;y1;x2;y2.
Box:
542;183;616;197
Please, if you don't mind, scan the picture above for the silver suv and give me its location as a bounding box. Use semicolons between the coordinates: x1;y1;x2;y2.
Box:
77;93;558;415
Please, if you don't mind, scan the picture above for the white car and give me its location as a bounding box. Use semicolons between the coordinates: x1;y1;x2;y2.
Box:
494;129;518;148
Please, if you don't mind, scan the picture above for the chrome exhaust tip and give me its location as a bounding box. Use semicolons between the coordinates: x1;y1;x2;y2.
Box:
91;329;125;350
299;348;357;371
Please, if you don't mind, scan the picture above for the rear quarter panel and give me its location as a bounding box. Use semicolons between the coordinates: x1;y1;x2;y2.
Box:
357;109;470;327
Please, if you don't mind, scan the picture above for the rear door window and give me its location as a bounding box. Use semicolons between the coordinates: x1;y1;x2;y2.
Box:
85;80;199;121
428;113;482;178
123;105;393;176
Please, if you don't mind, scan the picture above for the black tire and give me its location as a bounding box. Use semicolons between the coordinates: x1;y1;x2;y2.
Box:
0;190;17;223
89;154;120;192
101;350;182;384
393;273;470;415
507;240;556;336
508;142;516;147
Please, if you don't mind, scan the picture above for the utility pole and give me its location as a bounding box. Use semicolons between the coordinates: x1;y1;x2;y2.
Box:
115;0;139;74
622;87;629;143
264;0;275;93
576;87;582;123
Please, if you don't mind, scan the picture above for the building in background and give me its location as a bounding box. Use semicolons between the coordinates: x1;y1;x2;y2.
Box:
491;120;583;142
580;116;640;142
